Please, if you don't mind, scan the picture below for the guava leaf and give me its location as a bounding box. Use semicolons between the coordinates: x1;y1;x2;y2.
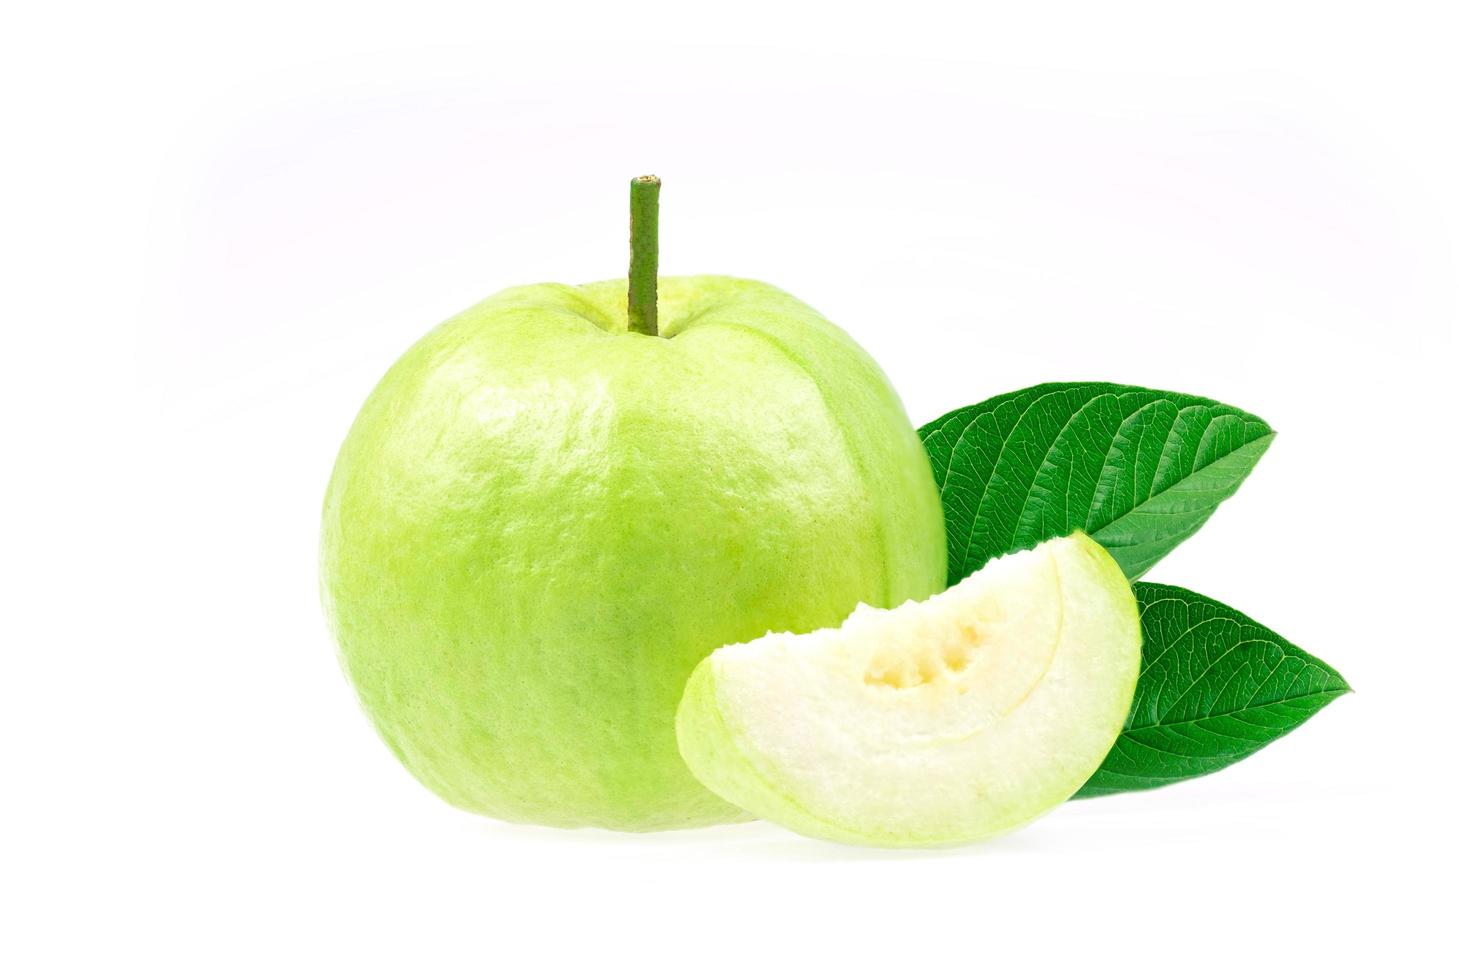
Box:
919;383;1274;584
1076;583;1350;798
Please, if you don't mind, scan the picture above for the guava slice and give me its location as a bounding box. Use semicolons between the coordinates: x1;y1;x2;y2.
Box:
675;532;1141;847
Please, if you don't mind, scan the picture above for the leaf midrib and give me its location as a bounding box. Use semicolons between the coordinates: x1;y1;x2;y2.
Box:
1084;428;1274;536
1122;688;1348;736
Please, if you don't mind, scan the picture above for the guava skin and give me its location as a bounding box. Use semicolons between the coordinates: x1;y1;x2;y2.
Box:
321;275;947;831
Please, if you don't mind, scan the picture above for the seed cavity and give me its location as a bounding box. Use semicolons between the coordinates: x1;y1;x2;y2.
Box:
864;627;979;689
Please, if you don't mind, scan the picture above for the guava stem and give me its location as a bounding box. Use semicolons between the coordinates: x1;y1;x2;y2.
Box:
627;175;660;337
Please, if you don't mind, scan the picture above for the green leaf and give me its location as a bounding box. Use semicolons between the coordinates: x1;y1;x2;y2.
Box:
919;383;1275;584
1076;583;1350;798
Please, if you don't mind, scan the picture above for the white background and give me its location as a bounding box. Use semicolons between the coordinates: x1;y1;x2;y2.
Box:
5;2;1456;976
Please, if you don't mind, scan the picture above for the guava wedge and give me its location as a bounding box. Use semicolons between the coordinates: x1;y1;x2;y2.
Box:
675;532;1141;847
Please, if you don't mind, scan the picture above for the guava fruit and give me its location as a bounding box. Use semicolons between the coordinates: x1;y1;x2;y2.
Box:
320;274;947;830
675;533;1140;847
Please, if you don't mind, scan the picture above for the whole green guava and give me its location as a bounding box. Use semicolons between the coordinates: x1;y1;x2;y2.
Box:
321;275;946;830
